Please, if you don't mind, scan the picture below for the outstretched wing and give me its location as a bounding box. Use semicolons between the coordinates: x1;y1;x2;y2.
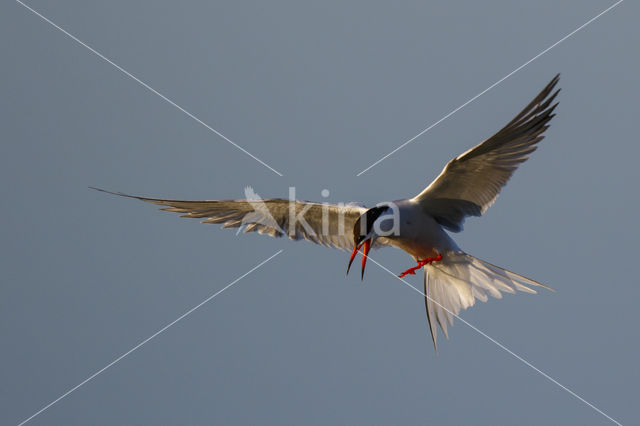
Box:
92;188;366;250
413;74;560;232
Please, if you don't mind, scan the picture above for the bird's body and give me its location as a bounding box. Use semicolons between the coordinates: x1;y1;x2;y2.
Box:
385;199;459;260
94;75;560;350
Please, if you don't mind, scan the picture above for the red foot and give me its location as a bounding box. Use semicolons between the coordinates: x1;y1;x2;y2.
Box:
398;253;443;278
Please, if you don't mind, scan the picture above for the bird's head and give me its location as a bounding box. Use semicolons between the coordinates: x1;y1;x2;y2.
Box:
347;206;390;280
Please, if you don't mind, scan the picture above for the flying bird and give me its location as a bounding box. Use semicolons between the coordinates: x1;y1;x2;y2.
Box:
93;74;559;350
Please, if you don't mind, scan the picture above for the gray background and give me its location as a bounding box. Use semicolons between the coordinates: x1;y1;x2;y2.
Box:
1;0;638;425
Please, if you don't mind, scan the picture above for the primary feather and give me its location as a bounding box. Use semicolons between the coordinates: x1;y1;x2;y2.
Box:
90;187;366;250
413;74;559;232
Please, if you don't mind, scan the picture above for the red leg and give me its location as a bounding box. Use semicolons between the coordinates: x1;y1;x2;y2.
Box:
398;253;442;278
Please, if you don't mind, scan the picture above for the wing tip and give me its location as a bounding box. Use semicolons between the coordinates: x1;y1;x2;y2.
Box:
89;186;136;199
547;73;561;92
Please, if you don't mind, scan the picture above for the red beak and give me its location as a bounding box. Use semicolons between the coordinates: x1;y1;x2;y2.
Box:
346;238;372;280
360;239;371;280
346;242;362;276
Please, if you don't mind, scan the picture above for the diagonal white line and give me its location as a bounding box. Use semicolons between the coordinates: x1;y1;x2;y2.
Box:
15;0;284;177
17;249;284;426
356;0;624;176
364;254;622;425
13;1;624;424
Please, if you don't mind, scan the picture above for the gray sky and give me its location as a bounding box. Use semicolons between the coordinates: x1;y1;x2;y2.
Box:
2;1;638;425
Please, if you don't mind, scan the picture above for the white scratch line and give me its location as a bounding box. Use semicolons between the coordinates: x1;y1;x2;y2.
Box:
366;255;623;426
356;0;623;176
16;0;284;176
17;250;284;426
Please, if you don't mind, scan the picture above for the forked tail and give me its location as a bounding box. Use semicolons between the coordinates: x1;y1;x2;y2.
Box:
423;251;551;351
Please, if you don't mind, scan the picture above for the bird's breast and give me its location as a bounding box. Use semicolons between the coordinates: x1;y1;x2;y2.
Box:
385;203;459;259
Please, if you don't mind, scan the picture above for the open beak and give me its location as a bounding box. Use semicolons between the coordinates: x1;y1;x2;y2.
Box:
346;238;372;280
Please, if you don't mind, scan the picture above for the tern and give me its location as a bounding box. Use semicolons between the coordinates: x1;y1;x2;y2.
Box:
93;74;559;349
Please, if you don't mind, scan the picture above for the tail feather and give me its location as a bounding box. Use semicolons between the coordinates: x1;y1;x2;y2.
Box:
422;251;550;351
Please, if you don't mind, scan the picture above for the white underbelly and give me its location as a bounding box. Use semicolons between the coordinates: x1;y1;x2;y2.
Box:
385;205;460;259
